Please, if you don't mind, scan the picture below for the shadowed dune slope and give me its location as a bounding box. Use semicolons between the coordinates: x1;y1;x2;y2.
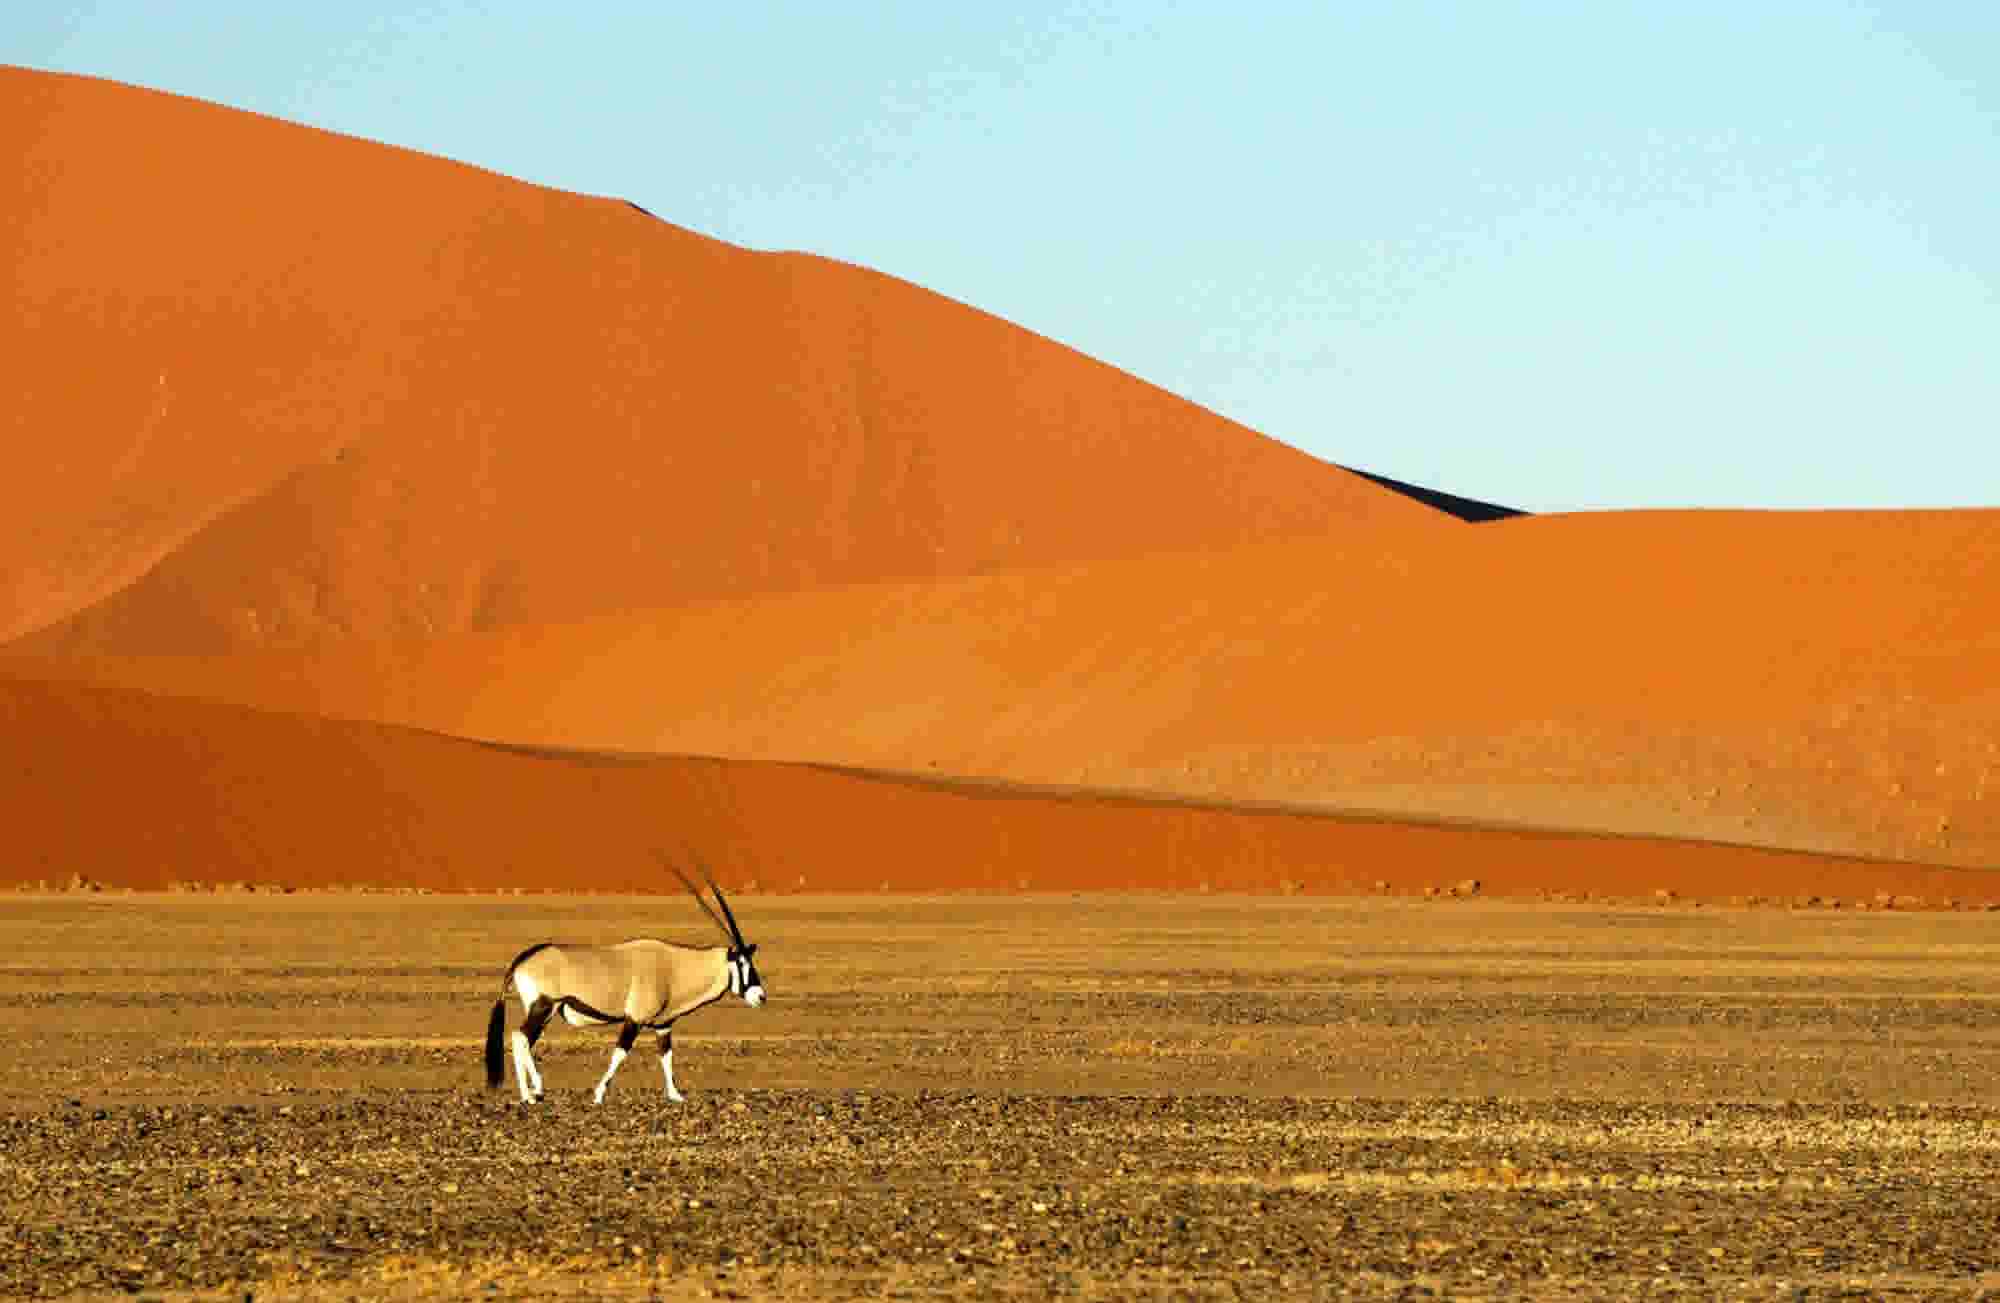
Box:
2;673;1992;905
1336;467;1525;522
26;509;2000;870
2;66;1440;655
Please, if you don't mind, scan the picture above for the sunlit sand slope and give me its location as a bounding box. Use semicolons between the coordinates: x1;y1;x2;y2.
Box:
23;509;2000;869
3;66;1439;655
3;674;1992;904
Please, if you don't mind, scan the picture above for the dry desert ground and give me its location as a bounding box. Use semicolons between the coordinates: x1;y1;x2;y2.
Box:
5;891;2000;1300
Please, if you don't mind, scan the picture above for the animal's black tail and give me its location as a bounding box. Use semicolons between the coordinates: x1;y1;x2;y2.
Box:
484;999;507;1089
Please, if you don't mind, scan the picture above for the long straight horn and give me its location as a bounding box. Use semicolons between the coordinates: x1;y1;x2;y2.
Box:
687;850;750;948
710;881;748;949
658;851;732;944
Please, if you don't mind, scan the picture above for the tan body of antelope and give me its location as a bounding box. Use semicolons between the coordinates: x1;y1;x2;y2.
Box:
483;866;764;1105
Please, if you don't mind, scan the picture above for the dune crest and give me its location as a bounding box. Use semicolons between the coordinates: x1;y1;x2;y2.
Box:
4;66;1438;655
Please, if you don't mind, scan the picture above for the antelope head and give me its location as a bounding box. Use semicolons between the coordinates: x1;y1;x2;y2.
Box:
667;853;765;1007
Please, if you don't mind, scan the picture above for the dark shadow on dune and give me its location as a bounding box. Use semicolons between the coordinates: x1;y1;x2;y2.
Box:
1339;467;1526;522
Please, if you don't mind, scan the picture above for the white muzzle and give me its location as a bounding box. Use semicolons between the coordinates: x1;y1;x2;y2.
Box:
743;985;765;1008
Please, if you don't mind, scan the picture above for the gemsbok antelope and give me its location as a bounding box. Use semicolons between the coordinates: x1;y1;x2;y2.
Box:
483;861;765;1105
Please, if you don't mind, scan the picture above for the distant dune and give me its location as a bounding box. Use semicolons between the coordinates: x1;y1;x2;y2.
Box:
5;675;1991;906
5;67;1995;901
29;507;2000;870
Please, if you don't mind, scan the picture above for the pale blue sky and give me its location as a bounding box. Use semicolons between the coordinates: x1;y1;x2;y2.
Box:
16;3;1999;511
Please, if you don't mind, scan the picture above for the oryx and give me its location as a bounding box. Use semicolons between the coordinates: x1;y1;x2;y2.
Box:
483;861;765;1105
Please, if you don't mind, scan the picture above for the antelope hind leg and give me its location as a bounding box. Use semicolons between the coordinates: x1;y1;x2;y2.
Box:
593;1020;641;1105
513;995;554;1104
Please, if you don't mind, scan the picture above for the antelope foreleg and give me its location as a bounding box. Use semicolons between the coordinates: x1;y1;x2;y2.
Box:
593;1020;641;1105
657;1026;685;1103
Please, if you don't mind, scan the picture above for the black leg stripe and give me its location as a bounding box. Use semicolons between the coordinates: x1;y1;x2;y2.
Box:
521;995;555;1045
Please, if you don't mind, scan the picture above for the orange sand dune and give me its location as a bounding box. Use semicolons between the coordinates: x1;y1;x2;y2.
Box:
3;66;1439;655
2;672;1991;906
10;67;1995;903
25;508;2000;869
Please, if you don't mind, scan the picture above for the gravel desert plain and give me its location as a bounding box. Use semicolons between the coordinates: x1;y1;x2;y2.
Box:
8;893;2000;1301
6;67;2000;1299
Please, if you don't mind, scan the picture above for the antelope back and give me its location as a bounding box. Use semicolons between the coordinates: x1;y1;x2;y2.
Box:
516;940;727;1023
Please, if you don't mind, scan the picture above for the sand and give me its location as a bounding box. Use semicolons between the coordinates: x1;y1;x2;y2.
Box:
17;508;1999;871
4;674;1995;906
4;66;1437;655
5;66;1997;903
